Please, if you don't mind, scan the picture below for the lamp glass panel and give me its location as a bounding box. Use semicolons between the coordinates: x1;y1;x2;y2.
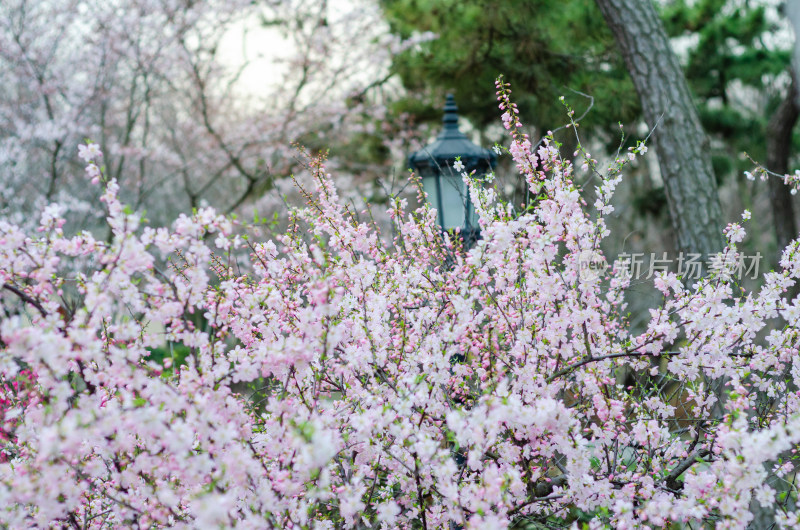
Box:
466;198;479;228
439;172;466;230
422;171;442;225
421;173;440;215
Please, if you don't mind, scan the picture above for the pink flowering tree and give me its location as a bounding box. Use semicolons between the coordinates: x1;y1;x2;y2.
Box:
0;0;429;230
2;79;800;528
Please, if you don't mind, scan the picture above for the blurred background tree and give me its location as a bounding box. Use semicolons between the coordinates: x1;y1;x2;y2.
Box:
0;0;409;232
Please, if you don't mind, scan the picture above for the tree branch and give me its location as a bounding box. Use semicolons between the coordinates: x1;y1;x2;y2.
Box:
664;448;711;492
2;283;47;318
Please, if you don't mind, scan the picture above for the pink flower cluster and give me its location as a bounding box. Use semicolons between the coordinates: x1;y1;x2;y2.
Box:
0;370;34;463
1;92;800;528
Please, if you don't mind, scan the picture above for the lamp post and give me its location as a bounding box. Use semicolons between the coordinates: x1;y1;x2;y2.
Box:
408;98;496;524
408;94;497;248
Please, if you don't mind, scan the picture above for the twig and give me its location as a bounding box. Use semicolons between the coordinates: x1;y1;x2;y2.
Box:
533;87;595;153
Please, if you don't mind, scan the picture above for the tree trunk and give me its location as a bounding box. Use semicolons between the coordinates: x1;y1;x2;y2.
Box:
595;0;724;260
766;72;799;256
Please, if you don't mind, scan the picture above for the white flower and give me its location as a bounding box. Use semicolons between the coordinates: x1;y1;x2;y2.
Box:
214;234;230;250
78;143;102;162
741;209;751;220
453;159;465;172
745;171;755;181
376;501;400;523
492;145;502;155
484;172;495;183
792;188;798;196
725;223;745;244
85;163;101;184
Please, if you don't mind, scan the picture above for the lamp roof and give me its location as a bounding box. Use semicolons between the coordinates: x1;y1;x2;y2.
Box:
408;94;497;173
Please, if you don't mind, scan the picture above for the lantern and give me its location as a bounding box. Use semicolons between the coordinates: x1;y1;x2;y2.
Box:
408;95;497;246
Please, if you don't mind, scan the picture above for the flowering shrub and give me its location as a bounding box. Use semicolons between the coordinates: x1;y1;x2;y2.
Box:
2;81;800;528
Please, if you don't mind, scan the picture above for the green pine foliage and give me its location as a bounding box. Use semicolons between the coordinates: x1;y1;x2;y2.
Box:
380;0;639;136
662;0;793;175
